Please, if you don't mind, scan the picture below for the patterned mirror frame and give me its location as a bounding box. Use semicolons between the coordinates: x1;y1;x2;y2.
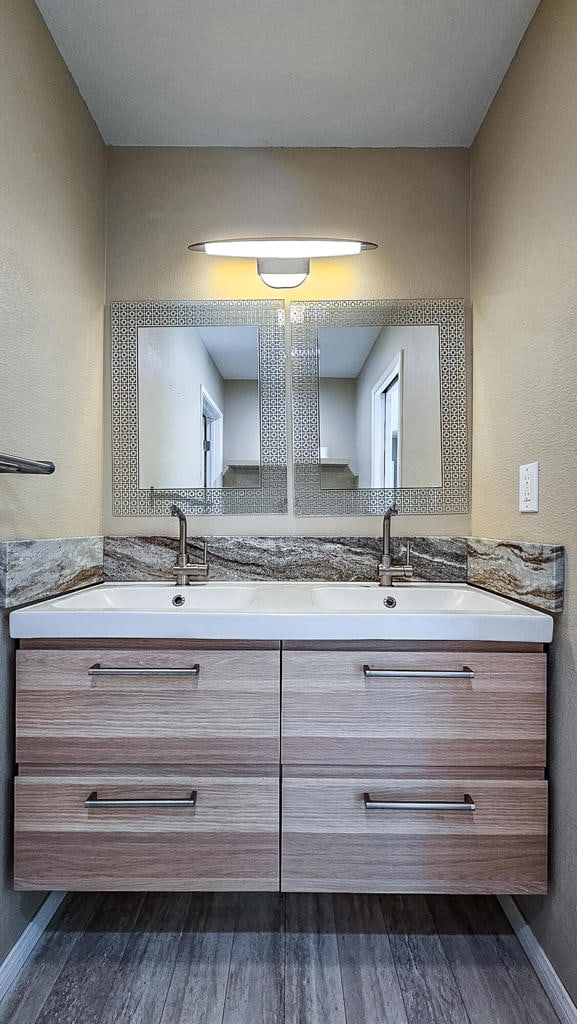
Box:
291;299;468;515
111;300;287;516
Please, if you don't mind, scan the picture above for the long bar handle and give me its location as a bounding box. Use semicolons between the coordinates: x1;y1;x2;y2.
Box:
363;665;474;679
364;792;476;811
88;662;200;677
85;790;197;808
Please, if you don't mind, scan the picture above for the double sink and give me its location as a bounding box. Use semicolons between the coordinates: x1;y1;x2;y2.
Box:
10;580;554;643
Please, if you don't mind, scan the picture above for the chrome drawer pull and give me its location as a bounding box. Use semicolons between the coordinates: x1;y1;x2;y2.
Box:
85;790;197;808
87;663;200;677
363;664;474;679
364;792;476;811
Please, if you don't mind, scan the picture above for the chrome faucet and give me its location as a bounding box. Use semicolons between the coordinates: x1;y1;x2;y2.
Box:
170;504;209;586
378;503;414;587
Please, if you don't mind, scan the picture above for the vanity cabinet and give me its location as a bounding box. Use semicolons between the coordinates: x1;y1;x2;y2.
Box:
14;640;280;891
281;647;547;767
15;768;279;891
281;641;548;895
14;638;547;894
15;644;280;764
282;772;547;894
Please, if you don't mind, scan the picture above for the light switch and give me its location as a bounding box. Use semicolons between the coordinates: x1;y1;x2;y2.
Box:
519;462;539;512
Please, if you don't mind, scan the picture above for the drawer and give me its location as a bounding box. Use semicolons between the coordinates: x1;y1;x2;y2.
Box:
16;647;279;764
15;768;279;890
282;650;546;767
282;774;547;894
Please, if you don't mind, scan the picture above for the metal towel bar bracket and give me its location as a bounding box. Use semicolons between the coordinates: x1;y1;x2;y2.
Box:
0;452;55;475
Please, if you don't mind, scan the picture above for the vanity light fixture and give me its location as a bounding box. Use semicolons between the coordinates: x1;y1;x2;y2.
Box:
188;237;378;289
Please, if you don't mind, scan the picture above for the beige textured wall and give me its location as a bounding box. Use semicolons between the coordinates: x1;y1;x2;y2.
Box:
471;0;577;1001
105;147;471;537
0;0;105;542
0;0;105;960
0;615;42;962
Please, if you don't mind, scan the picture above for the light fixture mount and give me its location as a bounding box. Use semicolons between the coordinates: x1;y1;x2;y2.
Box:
188;236;377;289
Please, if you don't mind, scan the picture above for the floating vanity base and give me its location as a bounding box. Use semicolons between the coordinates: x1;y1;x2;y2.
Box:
13;636;548;895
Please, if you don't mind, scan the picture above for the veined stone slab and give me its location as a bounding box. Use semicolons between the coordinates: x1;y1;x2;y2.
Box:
467;538;564;614
103;535;467;584
0;536;103;609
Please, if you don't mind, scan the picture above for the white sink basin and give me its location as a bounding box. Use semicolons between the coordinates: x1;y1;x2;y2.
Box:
9;581;554;643
40;583;258;612
310;584;524;614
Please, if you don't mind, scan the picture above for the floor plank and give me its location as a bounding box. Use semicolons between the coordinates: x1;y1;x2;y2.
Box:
430;895;560;1024
160;892;237;1024
221;893;284;1024
0;892;562;1024
382;894;471;1024
0;893;101;1024
285;894;346;1024
95;892;191;1024
334;893;409;1024
33;893;144;1024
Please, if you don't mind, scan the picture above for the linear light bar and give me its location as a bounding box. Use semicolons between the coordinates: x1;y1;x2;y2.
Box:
188;236;377;288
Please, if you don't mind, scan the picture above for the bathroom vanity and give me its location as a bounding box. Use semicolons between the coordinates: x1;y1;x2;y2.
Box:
10;582;551;895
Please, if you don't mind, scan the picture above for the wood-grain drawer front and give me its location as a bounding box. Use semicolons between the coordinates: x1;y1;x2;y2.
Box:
282;776;548;894
15;771;279;891
282;651;546;767
16;649;279;764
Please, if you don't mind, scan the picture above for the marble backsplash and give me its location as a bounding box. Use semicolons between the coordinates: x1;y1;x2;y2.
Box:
468;538;565;614
0;532;564;614
103;534;564;613
103;535;469;585
0;536;103;609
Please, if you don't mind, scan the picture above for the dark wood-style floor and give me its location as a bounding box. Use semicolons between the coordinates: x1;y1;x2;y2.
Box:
0;892;560;1024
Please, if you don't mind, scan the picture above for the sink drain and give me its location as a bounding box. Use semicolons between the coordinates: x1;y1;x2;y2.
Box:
383;596;397;608
172;594;186;607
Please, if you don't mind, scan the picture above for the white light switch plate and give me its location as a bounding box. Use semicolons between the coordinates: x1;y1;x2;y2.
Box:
519;462;539;512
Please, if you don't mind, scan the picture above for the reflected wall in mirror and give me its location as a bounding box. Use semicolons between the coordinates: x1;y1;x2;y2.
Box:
111;300;287;516
318;324;441;490
291;299;468;516
138;326;260;490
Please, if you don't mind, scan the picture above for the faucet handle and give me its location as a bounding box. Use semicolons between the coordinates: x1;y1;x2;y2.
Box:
406;539;411;565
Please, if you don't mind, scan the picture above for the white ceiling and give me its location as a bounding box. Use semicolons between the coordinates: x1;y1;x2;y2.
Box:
34;0;539;147
199;326;258;379
319;327;383;377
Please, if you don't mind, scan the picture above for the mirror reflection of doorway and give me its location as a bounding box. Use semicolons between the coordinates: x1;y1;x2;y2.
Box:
383;376;400;489
317;324;441;491
137;324;261;490
201;387;223;488
371;353;402;489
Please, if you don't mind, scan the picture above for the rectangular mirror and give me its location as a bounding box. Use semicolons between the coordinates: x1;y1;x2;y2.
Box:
291;299;468;515
111;300;287;515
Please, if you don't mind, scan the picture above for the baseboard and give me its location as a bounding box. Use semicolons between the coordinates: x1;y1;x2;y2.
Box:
0;892;67;1004
498;895;577;1024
